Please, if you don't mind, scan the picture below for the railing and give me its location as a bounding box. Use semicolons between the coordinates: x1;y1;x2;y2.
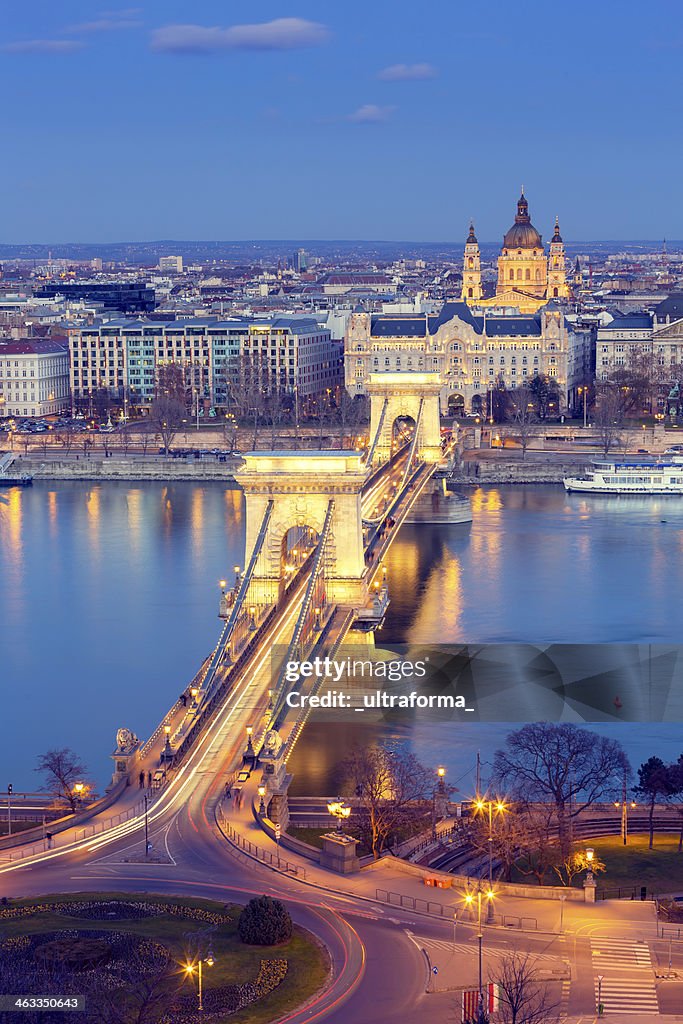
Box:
215;804;306;879
400;398;424;492
375;888;447;917
270;500;335;729
200;499;275;705
1;791;161;863
365;397;388;466
597;885;650;901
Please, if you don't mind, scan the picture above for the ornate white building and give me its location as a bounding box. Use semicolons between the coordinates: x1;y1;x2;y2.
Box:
346;301;583;415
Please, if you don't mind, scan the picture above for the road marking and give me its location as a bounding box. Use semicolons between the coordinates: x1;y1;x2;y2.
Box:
591;938;658;1015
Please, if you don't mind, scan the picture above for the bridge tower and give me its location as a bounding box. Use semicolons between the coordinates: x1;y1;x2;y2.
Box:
366;371;443;466
235;451;369;608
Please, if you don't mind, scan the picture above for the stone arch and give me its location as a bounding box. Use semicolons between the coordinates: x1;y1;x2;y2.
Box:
447;393;465;416
471;393;484;413
236;452;369;606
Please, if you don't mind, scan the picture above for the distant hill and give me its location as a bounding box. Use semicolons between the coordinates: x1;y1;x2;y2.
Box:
0;239;680;264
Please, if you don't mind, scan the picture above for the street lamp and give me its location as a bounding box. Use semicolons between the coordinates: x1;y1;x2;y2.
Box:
185;949;215;1012
474;796;507;921
327;798;351;833
432;766;447;839
258;785;266;814
597;973;604;1016
585;846;595;883
464;886;495;1016
246;726;254;754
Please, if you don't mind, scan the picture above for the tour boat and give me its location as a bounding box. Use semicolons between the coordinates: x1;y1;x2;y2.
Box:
564;457;683;494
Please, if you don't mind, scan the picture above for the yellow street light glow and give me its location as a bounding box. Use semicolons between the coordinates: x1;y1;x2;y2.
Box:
164;725;171;735
437;766;446;778
219;579;226;589
258;786;266;798
486;889;495;901
475;800;485;812
586;847;594;862
73;783;84;794
246;726;253;736
185;963;195;974
464;892;474;905
496;801;506;813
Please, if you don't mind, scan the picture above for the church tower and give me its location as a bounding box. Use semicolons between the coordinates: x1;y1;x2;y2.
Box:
547;217;570;299
461;223;483;302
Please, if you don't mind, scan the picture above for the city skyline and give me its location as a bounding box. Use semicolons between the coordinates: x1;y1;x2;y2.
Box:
2;0;682;242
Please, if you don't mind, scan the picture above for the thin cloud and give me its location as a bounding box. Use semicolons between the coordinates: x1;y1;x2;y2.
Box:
151;18;330;55
378;62;437;81
348;104;395;124
99;7;143;16
1;39;85;54
65;18;142;33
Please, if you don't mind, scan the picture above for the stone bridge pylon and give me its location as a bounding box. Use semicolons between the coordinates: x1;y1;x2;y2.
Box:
235;451;369;608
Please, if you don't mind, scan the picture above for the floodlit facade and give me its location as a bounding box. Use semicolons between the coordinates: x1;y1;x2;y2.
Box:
0;339;69;417
346;301;583;414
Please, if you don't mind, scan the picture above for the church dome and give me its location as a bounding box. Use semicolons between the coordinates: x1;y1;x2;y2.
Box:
503;191;542;250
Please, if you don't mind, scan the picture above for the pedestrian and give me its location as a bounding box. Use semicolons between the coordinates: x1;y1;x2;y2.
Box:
147;771;152;789
224;782;231;800
138;770;144;789
180;693;187;707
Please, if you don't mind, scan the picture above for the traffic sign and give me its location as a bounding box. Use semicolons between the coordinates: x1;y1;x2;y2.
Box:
275;824;281;839
432;966;438;975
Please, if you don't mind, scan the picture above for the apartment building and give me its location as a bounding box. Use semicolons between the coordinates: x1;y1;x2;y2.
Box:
0;339;69;417
68;316;342;410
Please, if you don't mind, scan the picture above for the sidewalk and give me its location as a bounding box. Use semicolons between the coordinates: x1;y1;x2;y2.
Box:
217;770;659;941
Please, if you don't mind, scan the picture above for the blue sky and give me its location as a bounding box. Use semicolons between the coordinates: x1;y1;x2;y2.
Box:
2;0;682;242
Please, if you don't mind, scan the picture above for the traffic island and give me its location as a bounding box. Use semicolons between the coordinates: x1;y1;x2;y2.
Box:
0;893;330;1023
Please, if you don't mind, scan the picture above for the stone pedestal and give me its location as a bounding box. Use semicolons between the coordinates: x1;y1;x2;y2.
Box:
319;833;360;874
109;747;139;789
583;875;597;903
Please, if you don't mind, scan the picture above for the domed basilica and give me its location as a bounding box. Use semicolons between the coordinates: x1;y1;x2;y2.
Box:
461;190;570;313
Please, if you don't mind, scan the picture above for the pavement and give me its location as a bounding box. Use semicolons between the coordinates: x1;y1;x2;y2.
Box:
218;767;683;1020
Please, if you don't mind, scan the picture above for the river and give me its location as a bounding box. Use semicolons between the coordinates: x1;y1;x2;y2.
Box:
1;480;682;794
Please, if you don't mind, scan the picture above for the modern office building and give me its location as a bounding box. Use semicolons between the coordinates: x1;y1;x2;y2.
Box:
0;338;69;418
159;256;184;274
68;316;342;410
34;281;156;313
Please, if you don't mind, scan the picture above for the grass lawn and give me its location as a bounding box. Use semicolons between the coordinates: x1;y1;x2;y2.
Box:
0;892;329;1024
583;834;683;894
287;826;373;857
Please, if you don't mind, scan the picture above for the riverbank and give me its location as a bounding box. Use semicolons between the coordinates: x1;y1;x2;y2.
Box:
454;451;590;484
8;454;241;481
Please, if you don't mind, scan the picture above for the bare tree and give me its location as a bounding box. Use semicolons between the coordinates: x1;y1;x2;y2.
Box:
339;745;431;859
552;847;606;887
492;723;630;859
149;396;184;455
57;428;75;456
508;386;536;459
594;386;626;455
35;748;93;812
491;952;561;1024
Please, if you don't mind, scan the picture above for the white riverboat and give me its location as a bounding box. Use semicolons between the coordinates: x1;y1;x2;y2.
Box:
564;457;683;494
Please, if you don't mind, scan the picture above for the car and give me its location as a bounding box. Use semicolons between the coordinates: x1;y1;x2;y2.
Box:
665;445;683;454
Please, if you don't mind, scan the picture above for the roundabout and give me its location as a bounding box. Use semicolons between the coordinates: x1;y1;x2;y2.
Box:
0;894;330;1024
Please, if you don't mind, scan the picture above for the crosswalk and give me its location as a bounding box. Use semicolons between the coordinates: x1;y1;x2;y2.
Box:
591;937;659;1015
